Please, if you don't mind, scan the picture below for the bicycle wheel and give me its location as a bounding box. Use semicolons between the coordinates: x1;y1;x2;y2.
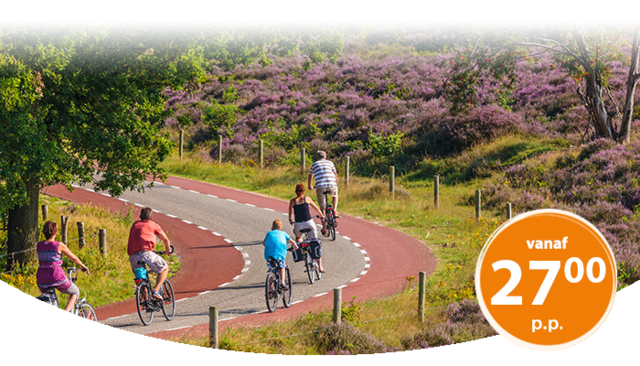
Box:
265;272;278;313
76;302;98;322
282;267;292;308
136;284;154;325
161;279;176;321
327;214;336;241
305;252;315;284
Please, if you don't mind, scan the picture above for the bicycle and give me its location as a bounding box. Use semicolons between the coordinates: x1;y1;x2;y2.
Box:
134;245;176;326
296;227;322;284
322;190;338;241
265;257;292;313
36;267;97;321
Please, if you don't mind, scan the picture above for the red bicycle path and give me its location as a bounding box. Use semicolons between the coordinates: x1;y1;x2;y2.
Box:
43;175;437;341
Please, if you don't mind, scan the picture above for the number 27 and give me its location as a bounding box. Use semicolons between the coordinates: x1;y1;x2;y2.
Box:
491;260;560;305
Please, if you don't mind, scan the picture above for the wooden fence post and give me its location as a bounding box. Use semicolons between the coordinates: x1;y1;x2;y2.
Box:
77;222;85;249
507;203;512;219
475;190;482;220
41;205;48;221
259;139;264;168
345;156;350;186
179;130;184;159
61;216;69;243
333;288;342;324
218;135;223;165
209;306;218;349
419;271;426;323
434;175;440;210
390;166;395;198
99;229;107;258
301;148;306;175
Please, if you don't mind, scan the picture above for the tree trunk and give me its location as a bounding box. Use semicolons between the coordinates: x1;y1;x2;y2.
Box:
586;79;614;139
619;28;640;144
6;176;40;270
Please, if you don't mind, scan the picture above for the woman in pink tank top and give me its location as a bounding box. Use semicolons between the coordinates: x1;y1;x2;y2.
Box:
37;221;90;312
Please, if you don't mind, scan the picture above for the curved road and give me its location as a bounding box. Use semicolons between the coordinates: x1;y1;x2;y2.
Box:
44;175;436;339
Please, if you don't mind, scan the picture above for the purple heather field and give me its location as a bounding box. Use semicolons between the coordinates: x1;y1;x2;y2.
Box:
165;27;640;285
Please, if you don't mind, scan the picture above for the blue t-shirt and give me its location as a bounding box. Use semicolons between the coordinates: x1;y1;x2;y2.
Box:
264;230;290;262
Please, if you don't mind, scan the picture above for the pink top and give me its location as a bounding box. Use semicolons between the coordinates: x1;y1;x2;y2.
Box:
36;241;70;290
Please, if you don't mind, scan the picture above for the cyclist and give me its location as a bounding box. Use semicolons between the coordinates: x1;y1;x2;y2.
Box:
288;183;325;273
263;219;299;289
36;221;90;312
128;207;172;300
308;150;340;235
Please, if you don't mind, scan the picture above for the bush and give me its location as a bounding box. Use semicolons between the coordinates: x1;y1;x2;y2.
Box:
314;322;387;355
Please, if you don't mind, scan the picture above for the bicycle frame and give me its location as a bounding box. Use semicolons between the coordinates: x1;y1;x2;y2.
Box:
37;267;96;321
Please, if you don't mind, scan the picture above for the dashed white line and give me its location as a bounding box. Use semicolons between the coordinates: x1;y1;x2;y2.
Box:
244;203;256;207
242;252;249;258
85;188;95;192
350;278;360;283
134;203;144;207
71;184;79;188
234;246;243;251
244;260;251;266
170;186;182;189
206;194;218;198
224;239;233;244
152;209;161;213
360;249;368;255
342;236;351;241
219;282;231;287
182;220;193;224
176;298;188;303
188;190;199;194
364;264;371;269
264;208;275;212
337;285;347;289
353;242;361;247
213;232;222;236
166;214;177;218
313;292;328;297
101;193;110;197
198;290;212;296
241;268;249;272
226;199;237;203
364;257;370;262
232;275;241;280
360;270;368;276
291;300;303;305
166;326;189;331
104;314;128;321
197;226;208;230
118;198;129;203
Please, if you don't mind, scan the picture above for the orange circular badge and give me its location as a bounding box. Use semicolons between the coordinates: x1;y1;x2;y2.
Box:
475;209;616;350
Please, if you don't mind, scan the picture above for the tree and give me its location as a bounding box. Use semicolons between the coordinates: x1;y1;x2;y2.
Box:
0;27;204;269
444;26;640;143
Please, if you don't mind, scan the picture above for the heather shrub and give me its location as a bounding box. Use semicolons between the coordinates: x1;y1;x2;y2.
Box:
314;323;387;355
401;299;496;350
430;105;523;155
483;139;640;287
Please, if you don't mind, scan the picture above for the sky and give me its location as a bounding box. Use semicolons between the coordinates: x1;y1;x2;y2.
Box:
1;0;638;26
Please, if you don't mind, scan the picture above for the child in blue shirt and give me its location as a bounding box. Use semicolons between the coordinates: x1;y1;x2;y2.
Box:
263;219;298;289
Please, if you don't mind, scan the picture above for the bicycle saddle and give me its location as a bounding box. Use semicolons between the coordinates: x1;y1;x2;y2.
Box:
300;228;312;233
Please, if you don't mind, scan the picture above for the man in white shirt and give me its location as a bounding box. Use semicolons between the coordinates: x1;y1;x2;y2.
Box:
308;150;340;231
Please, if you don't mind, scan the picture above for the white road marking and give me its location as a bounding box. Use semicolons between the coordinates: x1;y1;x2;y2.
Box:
313;292;328;297
188;190;199;194
342;236;351;241
182;220;193;224
207;194;218;198
226;199;237;203
198;290;212;295
166;214;177;218
224;239;233;244
352;242;361;247
219;282;231;287
197;226;208;230
244;203;256;207
213;232;222;236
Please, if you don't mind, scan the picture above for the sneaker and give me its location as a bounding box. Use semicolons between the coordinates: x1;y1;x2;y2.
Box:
152;290;163;300
280;284;289;291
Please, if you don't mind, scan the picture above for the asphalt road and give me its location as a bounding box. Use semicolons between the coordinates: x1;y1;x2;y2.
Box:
44;175;436;339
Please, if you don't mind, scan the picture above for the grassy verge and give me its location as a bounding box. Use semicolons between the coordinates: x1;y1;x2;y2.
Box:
0;195;180;308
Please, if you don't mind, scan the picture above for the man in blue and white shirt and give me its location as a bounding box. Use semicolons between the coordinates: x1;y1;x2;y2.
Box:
308;151;340;227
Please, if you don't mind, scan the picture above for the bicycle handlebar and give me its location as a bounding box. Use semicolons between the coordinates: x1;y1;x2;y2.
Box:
156;245;175;255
